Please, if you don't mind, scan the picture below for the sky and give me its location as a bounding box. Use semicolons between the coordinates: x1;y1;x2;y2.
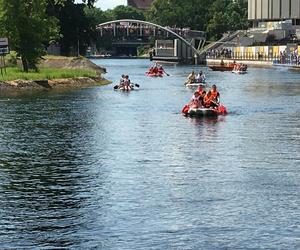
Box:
95;0;127;10
76;0;127;10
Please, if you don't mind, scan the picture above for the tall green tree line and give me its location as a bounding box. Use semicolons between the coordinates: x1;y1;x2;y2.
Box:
147;0;248;40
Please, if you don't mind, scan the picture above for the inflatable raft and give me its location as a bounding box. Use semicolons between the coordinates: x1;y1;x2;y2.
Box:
182;105;227;117
114;83;139;91
146;71;163;77
185;80;207;87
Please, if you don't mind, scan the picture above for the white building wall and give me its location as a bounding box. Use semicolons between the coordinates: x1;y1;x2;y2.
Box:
281;0;290;19
291;0;300;18
262;0;269;19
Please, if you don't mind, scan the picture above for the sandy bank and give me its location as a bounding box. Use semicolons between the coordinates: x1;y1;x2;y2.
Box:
39;56;107;74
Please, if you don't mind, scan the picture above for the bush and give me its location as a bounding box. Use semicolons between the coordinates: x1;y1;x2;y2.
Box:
5;51;18;67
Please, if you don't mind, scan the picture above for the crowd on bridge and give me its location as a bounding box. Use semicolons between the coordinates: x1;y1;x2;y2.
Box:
98;22;202;39
206;48;233;59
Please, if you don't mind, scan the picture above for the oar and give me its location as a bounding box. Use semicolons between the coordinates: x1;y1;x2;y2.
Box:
163;69;170;76
210;99;220;107
130;83;139;88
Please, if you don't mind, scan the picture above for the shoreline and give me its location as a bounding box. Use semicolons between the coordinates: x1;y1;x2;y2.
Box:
0;76;111;91
0;56;111;92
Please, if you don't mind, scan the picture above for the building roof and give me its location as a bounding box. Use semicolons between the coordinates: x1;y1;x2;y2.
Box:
127;0;154;10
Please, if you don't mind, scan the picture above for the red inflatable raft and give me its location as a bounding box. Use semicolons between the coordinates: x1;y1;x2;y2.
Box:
182;105;227;117
146;70;164;77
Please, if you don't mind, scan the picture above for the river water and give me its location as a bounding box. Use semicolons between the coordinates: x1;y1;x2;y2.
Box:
0;59;300;249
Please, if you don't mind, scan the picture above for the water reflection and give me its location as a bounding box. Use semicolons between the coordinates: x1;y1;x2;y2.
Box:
0;60;300;249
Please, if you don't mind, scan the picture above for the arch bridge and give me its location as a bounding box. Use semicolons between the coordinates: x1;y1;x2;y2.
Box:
95;19;206;63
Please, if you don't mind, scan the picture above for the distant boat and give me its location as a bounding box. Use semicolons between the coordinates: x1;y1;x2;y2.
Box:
209;63;235;71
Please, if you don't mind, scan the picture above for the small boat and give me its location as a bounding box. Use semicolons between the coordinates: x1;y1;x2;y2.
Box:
114;83;139;91
182;105;227;117
146;71;164;77
209;64;235;71
185;81;207;87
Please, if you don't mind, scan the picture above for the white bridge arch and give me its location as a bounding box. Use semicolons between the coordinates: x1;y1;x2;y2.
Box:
96;19;205;57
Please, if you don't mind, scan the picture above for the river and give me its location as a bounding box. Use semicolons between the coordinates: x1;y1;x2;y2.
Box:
0;59;300;249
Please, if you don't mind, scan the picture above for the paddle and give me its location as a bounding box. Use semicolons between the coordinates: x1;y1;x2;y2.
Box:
162;69;170;76
113;85;119;90
211;99;220;107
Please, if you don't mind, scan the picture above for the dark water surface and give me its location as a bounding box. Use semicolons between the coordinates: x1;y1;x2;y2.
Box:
0;59;300;249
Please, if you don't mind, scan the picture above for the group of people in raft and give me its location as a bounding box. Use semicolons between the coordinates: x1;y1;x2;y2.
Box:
117;74;132;91
147;62;168;76
185;84;220;111
185;70;206;84
233;63;247;72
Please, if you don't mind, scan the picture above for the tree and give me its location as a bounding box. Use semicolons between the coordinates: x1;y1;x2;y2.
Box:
105;5;146;21
147;0;248;40
46;0;101;56
0;0;59;72
207;0;248;40
147;0;212;30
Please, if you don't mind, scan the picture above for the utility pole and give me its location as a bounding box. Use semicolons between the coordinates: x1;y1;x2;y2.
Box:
77;28;80;57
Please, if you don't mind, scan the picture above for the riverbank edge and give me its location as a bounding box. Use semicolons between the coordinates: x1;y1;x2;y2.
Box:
0;56;111;91
0;76;111;91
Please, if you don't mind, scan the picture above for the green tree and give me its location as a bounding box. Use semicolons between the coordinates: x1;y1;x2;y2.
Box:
0;0;59;72
46;0;103;56
147;0;248;40
105;5;146;21
147;0;212;30
207;0;248;40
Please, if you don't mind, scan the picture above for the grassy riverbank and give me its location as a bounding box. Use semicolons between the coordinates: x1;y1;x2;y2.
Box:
0;55;110;90
0;67;99;81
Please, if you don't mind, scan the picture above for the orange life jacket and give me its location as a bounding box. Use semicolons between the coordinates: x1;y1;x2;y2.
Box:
203;94;211;107
197;89;205;96
210;90;219;101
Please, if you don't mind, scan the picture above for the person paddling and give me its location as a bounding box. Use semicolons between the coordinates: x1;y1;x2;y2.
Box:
204;84;220;108
158;65;169;76
196;85;206;106
189;91;201;109
123;75;131;91
185;70;196;85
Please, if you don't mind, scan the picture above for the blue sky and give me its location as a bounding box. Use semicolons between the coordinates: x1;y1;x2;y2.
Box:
96;0;127;10
76;0;127;10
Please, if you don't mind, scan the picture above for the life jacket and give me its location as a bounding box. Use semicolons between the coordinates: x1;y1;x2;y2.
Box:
197;89;206;97
203;94;212;107
210;90;219;101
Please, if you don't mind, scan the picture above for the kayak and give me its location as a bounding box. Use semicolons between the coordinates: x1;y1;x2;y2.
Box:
182;105;227;117
114;83;139;91
146;71;164;77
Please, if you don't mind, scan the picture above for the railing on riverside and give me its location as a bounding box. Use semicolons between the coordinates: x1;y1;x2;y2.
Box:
206;52;300;65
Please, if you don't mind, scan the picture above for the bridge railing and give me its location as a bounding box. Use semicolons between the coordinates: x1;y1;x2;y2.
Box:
206;51;300;65
96;19;206;59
